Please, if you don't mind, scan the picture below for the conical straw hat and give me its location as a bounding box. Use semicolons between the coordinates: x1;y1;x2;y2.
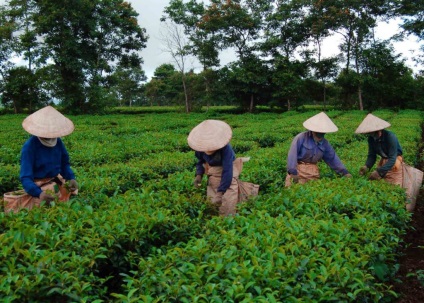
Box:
355;113;391;134
303;112;338;133
187;120;232;152
22;106;74;138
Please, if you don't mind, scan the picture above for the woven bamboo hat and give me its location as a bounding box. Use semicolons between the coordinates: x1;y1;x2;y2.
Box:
355;113;391;134
22;106;74;138
303;112;338;133
187;120;232;152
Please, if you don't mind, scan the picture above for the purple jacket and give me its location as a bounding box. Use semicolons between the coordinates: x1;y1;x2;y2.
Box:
287;131;349;176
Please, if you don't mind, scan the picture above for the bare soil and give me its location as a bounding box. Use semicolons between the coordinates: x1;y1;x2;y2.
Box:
393;192;424;302
393;132;424;303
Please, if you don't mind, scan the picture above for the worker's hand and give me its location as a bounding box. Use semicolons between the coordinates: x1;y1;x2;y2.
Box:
359;165;368;176
343;173;352;178
368;170;382;180
211;192;224;207
291;174;299;184
68;179;78;192
39;191;55;203
193;175;203;187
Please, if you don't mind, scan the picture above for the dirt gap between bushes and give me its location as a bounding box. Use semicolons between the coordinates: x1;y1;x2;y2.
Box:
393;123;424;303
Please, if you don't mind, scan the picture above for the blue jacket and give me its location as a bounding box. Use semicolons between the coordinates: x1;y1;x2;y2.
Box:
195;144;236;193
20;136;75;197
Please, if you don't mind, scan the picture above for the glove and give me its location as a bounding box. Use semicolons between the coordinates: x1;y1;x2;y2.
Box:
343;173;352;178
211;192;224;207
39;191;55;203
68;179;78;192
193;175;203;187
359;165;368;176
368;170;382;180
291;174;299;184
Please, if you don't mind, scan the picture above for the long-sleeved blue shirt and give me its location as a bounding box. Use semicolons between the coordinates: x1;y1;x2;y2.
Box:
20;136;75;197
287;131;349;176
365;129;402;177
195;144;236;193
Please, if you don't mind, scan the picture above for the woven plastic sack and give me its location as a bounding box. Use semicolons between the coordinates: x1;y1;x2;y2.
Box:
238;180;259;202
3;190;28;213
402;164;423;211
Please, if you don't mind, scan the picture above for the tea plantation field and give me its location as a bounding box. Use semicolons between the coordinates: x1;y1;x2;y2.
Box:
0;109;422;302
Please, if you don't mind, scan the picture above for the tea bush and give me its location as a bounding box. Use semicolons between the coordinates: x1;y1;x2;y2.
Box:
0;109;421;302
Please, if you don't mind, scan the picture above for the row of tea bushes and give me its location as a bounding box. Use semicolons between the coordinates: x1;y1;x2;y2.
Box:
0;179;409;302
0;189;212;302
387;110;423;165
117;179;408;302
0;109;422;302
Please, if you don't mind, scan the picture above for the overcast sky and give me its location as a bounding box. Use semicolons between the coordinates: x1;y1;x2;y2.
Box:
131;0;182;79
1;0;422;80
131;0;237;79
132;1;422;79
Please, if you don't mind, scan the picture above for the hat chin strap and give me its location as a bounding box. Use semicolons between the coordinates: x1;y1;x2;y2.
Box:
38;137;58;147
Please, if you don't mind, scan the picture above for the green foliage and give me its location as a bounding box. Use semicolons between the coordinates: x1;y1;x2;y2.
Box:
396;0;424;40
156;0;424;112
360;41;416;110
1;66;47;113
1;0;148;114
2;0;423;112
0;109;422;301
145;64;180;106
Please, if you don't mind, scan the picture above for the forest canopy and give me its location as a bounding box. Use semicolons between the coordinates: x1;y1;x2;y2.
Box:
0;0;423;113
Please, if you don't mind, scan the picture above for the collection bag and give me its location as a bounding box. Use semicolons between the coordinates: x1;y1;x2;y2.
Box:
3;175;74;213
402;164;423;211
237;180;260;202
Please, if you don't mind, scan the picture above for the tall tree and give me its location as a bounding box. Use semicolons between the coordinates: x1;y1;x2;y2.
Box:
164;0;221;69
160;20;192;113
271;57;308;110
7;0;41;71
144;64;179;106
396;0;424;39
263;0;310;59
4;0;43;112
32;0;147;113
108;65;146;107
224;54;270;111
412;72;424;109
262;0;311;110
0;5;16;91
305;0;341;106
323;0;393;110
200;0;271;111
310;56;340;108
1;66;47;113
359;40;415;109
163;0;222;109
395;0;424;70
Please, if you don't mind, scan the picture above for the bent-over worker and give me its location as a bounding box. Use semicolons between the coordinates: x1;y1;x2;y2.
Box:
285;112;352;187
187;119;258;216
355;113;403;186
4;106;78;213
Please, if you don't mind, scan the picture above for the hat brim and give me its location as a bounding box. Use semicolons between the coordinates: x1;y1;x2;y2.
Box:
188;120;232;152
22;106;74;138
355;113;391;134
303;112;338;133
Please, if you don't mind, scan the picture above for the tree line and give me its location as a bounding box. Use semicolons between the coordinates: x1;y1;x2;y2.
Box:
0;0;423;114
